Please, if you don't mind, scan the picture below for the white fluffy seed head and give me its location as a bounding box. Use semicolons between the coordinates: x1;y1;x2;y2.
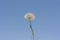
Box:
24;13;35;21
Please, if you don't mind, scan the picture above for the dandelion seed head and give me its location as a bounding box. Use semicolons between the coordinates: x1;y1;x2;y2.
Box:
24;13;35;21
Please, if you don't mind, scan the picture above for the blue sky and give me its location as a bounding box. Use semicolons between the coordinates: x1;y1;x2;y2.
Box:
0;0;60;40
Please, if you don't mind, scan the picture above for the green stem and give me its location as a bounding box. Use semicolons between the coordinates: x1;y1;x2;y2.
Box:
29;22;34;40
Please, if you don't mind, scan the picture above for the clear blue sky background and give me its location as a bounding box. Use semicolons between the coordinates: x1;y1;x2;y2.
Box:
0;0;60;40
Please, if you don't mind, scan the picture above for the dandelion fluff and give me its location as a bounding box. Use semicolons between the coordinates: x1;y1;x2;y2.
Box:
24;13;35;21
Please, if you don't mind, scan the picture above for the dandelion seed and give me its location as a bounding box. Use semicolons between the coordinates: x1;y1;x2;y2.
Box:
24;12;35;40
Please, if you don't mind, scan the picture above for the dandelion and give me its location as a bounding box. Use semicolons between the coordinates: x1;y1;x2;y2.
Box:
24;13;35;40
24;13;35;22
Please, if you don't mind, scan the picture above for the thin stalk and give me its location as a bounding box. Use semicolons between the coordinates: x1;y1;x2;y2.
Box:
29;21;34;40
